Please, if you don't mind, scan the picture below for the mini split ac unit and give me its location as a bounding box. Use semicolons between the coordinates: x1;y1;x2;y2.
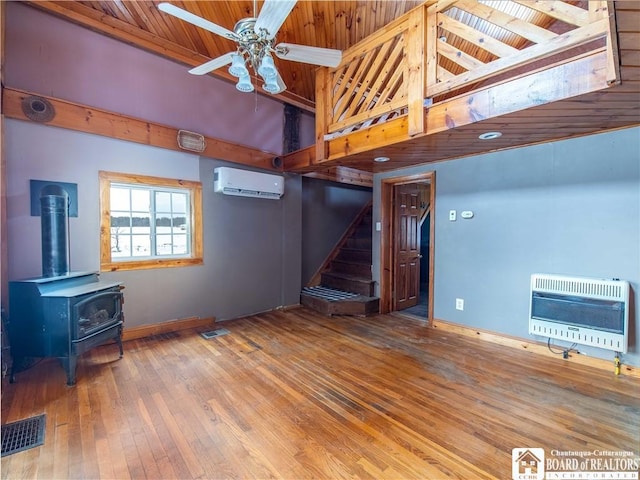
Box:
213;167;284;200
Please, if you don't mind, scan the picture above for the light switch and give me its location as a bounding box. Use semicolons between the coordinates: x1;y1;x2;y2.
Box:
449;210;457;221
375;221;382;231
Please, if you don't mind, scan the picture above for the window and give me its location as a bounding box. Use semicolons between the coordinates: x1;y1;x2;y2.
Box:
100;171;203;271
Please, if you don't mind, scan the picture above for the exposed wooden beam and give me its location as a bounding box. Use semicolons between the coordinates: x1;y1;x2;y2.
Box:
283;146;316;172
2;87;279;171
303;166;373;188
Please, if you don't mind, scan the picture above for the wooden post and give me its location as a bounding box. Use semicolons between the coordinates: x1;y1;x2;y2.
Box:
425;3;438;104
315;67;330;163
591;1;620;85
406;6;427;137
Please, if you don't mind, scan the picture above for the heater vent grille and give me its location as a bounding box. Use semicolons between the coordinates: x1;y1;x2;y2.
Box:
532;276;624;300
529;274;629;353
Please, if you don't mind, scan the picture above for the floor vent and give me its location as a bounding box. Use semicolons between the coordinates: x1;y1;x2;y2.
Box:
1;414;46;457
201;328;230;340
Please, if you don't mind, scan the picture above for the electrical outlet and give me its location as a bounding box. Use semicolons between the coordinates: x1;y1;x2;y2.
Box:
455;298;464;311
449;210;457;221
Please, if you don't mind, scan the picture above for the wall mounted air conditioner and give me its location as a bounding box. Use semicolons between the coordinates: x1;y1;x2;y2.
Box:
213;167;284;200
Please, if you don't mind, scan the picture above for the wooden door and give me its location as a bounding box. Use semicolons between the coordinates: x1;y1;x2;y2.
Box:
393;184;422;310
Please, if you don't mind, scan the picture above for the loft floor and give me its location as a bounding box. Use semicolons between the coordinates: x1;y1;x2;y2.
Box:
2;308;638;479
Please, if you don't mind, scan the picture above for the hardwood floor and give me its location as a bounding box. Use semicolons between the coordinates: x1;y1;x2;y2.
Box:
2;308;639;479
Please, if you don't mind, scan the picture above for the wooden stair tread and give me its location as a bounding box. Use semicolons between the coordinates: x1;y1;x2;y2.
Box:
300;287;379;317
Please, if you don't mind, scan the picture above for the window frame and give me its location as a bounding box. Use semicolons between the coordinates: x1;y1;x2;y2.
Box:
99;171;203;272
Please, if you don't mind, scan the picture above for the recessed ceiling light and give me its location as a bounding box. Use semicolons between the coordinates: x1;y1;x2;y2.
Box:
374;156;390;163
479;131;502;140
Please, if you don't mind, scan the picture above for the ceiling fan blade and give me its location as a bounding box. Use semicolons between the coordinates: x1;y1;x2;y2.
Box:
158;3;237;40
188;52;235;75
255;0;297;39
275;43;342;68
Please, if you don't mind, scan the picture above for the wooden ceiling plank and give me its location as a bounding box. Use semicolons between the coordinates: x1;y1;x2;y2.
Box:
169;2;220;55
128;2;173;41
180;2;233;57
107;0;140;26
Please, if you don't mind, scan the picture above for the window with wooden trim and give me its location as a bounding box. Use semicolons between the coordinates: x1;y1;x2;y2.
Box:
99;171;203;272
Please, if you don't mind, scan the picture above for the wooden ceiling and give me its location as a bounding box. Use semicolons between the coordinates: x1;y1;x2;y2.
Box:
23;1;640;175
31;0;427;110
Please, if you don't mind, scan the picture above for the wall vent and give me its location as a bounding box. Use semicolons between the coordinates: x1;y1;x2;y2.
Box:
529;274;629;353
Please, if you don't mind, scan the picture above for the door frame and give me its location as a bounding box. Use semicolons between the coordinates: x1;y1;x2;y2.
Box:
380;171;435;323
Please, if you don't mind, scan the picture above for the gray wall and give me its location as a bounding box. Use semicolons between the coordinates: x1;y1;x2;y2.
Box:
5;119;302;327
301;177;372;285
374;127;640;366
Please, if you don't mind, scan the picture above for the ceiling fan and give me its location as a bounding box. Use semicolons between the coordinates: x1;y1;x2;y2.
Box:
158;0;342;94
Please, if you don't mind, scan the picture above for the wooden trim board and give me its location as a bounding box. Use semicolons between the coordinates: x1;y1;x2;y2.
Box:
2;87;279;171
122;316;215;342
429;317;639;378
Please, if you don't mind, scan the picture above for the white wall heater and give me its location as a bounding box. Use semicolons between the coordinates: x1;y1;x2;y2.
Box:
529;274;630;353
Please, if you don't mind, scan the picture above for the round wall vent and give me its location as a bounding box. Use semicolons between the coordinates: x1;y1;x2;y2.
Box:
21;96;56;123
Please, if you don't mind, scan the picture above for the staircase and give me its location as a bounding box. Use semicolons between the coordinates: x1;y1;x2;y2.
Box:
301;204;379;316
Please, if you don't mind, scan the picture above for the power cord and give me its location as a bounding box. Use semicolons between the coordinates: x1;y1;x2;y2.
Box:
547;338;579;359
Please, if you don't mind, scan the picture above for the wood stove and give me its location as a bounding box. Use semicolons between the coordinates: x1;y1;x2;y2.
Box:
6;184;124;385
8;272;123;385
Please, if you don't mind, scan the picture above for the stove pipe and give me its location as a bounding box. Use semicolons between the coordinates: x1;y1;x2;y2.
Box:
40;185;70;277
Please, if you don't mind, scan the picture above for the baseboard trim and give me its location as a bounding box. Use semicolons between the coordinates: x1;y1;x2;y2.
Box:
122;316;215;342
432;318;639;379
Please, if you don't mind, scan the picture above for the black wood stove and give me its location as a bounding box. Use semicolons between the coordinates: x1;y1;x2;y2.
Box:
7;185;124;385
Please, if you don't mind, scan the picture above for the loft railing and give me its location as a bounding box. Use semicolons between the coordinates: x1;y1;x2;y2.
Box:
315;0;618;162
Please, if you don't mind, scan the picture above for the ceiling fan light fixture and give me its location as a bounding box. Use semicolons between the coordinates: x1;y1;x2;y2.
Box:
159;1;342;97
263;73;286;94
258;55;278;79
236;74;255;92
229;53;249;77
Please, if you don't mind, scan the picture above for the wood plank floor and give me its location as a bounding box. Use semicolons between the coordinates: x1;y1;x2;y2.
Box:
2;308;639;479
